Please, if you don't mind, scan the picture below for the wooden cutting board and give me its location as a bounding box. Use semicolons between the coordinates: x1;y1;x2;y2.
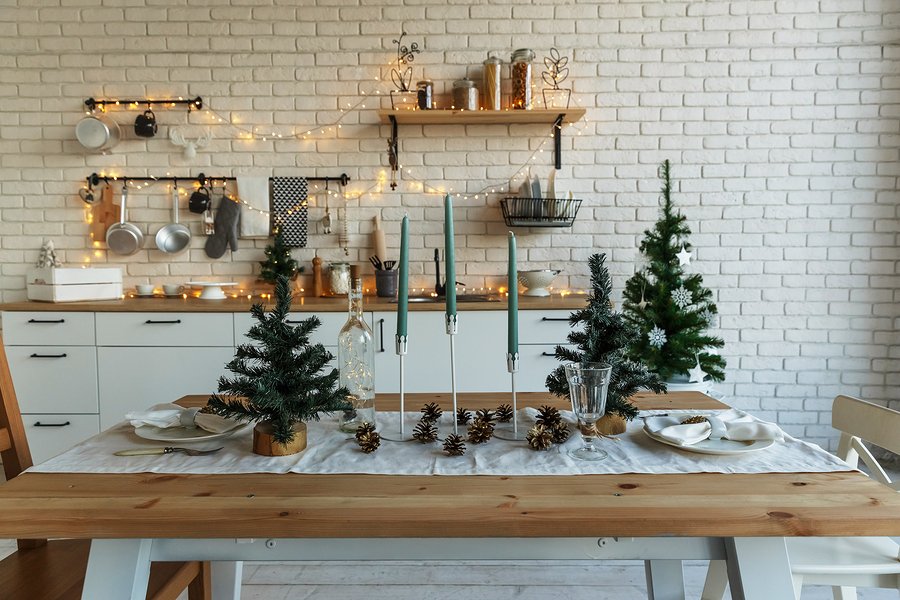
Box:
89;185;117;243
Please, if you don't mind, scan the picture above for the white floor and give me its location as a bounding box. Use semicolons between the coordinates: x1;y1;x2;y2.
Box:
0;538;896;600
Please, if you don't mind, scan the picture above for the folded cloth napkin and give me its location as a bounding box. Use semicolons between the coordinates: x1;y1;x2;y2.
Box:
237;176;271;238
644;409;784;446
125;403;243;434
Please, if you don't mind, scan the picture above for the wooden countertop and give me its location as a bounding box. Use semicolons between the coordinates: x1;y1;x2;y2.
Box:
0;295;587;313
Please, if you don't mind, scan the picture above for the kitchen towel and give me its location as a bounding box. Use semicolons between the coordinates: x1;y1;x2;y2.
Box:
236;176;270;238
271;177;309;248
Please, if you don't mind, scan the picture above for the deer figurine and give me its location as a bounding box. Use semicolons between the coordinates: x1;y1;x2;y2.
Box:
169;127;212;160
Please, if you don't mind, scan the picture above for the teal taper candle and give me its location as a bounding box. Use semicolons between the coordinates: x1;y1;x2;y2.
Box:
396;215;409;339
444;194;457;317
508;231;518;356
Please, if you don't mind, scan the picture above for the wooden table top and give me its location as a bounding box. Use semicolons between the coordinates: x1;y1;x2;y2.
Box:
1;392;897;540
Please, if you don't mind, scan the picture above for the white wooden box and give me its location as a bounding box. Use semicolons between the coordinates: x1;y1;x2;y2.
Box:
27;267;123;286
27;282;123;302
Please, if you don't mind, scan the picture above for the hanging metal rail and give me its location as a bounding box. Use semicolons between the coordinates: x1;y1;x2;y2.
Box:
86;172;351;188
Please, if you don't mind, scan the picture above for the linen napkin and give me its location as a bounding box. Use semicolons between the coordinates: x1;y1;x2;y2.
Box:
644;409;784;446
125;403;243;434
236;176;271;238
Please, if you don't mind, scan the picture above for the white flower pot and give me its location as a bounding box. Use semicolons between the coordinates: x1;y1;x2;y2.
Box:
664;374;711;394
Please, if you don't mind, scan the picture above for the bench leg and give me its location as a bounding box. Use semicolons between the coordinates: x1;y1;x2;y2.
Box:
82;539;153;600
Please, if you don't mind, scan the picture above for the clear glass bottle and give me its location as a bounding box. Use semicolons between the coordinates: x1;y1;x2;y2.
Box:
337;279;375;432
510;48;535;109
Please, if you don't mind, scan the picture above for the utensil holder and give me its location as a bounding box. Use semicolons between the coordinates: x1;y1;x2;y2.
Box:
375;269;398;298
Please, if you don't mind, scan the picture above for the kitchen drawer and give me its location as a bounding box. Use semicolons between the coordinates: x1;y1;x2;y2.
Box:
517;343;572;393
96;313;234;347
22;413;99;465
5;345;98;413
234;312;367;348
518;310;578;344
1;311;95;345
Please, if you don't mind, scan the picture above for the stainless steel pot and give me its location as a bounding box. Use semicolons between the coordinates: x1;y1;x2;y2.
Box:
106;186;144;255
155;185;191;254
75;113;121;151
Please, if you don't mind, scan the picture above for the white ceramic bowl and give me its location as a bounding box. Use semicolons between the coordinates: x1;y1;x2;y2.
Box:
517;269;561;297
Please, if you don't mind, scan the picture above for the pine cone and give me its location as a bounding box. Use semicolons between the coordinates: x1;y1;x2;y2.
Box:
681;415;708;425
442;433;466;456
355;422;376;442
536;405;562;428
198;404;217;415
475;408;496;424
526;425;554;451
551;422;570;443
413;420;438;443
456;408;472;425
420;402;443;423
467;418;495;444
495;404;513;423
356;430;381;454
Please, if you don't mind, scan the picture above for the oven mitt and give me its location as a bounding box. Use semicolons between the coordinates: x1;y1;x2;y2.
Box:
204;197;240;258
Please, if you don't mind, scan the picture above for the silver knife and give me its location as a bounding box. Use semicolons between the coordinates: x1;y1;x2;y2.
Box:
114;447;223;457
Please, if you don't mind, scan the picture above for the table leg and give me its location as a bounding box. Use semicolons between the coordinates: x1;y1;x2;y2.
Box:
211;560;243;600
725;537;794;600
644;559;685;600
81;539;152;600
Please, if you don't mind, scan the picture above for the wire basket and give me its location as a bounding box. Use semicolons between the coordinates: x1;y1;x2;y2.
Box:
500;197;582;227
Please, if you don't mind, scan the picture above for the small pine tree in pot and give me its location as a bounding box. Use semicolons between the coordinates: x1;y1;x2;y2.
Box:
206;276;349;456
546;254;665;434
259;231;303;285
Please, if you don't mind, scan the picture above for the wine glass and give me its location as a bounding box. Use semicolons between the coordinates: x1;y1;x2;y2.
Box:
564;362;612;461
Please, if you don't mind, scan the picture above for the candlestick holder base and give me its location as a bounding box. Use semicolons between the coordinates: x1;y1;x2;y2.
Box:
380;415;415;442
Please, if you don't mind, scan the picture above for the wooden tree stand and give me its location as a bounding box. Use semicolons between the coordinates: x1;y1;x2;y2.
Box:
252;421;307;456
596;413;627;436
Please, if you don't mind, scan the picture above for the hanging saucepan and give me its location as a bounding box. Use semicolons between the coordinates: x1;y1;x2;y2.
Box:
155;182;191;254
106;184;144;256
75;113;121;151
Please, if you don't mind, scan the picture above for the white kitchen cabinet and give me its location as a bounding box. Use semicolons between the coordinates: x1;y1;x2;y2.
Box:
97;313;233;347
20;413;100;464
4;345;98;414
518;309;577;344
234;311;356;349
517;343;571;392
1;311;95;345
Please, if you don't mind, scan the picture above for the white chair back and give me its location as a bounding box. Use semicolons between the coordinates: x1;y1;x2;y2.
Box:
832;395;899;487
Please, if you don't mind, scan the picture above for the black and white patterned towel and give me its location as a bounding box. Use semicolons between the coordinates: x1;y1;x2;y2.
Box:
271;177;309;248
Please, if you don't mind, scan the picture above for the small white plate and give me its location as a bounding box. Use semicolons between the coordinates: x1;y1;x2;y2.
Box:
133;422;248;443
642;427;775;455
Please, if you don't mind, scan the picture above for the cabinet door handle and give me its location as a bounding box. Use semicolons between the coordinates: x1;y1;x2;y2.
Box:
33;421;71;427
377;319;385;353
541;317;569;322
541;352;556;357
29;353;67;359
144;319;182;324
286;319;304;324
27;318;65;324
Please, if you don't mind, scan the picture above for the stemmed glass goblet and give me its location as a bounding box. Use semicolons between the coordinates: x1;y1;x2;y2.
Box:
564;362;612;461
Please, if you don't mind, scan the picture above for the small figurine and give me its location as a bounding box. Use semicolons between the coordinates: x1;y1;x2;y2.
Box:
36;239;62;268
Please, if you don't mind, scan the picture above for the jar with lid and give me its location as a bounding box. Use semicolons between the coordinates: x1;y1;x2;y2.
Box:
510;48;535;109
328;262;350;295
452;78;479;111
416;80;433;110
482;53;502;110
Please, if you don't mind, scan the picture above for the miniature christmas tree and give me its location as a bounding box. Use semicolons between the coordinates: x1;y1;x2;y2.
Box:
207;276;348;444
546;253;665;420
36;239;62;268
621;160;726;383
259;231;302;284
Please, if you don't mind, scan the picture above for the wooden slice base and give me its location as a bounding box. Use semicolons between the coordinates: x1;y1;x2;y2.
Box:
595;413;627;436
252;421;307;456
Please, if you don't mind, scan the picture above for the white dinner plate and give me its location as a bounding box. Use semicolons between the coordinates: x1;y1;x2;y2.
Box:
642;426;775;455
133;422;248;443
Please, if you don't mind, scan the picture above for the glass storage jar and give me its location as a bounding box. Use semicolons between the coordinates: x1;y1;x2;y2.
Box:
482;53;502;110
510;48;535;109
452;78;479;111
416;80;433;110
328;262;350;295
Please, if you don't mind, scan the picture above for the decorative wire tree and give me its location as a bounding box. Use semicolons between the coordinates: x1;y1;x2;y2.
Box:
259;231;302;285
207;276;349;450
621;160;726;383
546;253;665;421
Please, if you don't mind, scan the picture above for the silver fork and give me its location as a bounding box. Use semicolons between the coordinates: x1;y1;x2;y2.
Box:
114;447;224;457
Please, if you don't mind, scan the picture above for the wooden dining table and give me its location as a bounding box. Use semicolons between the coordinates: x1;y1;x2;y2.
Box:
0;391;897;600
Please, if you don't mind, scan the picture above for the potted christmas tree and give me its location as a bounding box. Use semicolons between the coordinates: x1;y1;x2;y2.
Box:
206;275;349;456
546;253;665;434
621;160;726;390
259;231;303;285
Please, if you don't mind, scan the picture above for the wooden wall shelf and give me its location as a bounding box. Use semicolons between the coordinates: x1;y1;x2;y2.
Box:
378;108;587;181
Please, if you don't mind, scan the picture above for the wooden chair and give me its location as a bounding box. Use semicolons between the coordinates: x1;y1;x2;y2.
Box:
702;395;900;600
0;335;212;600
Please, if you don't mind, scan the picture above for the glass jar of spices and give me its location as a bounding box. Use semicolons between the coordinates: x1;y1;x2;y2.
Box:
482;53;502;110
416;80;433;110
452;78;479;111
510;48;535;109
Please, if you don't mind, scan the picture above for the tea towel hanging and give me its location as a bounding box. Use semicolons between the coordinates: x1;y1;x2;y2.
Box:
271;177;309;248
236;176;271;238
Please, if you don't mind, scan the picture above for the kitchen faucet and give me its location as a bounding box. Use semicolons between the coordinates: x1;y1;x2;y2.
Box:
434;248;463;297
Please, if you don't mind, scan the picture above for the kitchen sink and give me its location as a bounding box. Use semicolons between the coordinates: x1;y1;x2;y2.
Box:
400;294;500;303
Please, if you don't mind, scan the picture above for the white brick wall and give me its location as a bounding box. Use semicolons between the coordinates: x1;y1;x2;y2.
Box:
0;0;897;451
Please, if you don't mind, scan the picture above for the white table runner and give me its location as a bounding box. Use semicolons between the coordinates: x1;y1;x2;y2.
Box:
30;410;851;476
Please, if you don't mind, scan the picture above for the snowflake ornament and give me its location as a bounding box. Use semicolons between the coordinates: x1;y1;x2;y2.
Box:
647;325;667;348
699;309;717;328
671;285;692;309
